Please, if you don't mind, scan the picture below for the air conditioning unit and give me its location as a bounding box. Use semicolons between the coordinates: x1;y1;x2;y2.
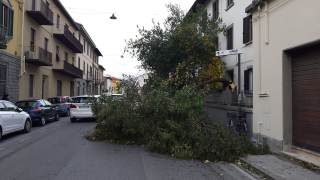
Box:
25;51;36;59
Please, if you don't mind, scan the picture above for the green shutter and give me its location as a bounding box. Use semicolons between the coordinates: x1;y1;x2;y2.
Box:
8;8;13;36
0;1;3;26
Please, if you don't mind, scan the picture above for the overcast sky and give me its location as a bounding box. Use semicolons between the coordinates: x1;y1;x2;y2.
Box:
60;0;195;78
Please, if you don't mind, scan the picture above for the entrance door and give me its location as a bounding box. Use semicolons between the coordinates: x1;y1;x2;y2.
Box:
42;75;48;99
0;64;7;97
292;44;320;153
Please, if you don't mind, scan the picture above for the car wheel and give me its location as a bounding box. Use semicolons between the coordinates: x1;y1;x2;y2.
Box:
24;120;32;133
70;118;76;123
55;114;60;121
40;117;46;126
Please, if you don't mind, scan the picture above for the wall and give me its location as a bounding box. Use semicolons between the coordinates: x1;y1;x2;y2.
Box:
252;0;320;151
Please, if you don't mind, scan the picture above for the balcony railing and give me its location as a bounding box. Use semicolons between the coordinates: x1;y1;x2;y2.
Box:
53;61;83;79
25;47;53;66
0;25;9;49
206;90;253;108
54;27;83;53
26;0;53;25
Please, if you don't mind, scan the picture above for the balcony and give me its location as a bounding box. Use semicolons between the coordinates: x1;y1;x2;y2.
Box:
206;90;253;108
26;0;53;25
53;61;83;79
0;25;10;49
25;46;53;66
54;27;83;53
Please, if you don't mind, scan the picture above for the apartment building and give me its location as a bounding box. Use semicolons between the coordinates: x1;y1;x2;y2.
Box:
247;0;320;154
190;0;254;133
0;0;24;102
75;23;103;96
19;0;105;100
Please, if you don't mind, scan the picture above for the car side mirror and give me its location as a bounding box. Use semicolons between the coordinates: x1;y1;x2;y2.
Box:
16;108;23;113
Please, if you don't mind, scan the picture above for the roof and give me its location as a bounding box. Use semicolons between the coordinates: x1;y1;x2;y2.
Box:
99;64;105;70
77;23;103;57
187;0;209;15
112;77;121;81
53;0;80;30
245;0;265;13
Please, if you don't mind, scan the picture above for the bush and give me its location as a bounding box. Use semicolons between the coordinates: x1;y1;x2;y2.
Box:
93;78;264;162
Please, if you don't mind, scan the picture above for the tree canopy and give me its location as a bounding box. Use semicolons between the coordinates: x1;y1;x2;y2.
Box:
126;4;224;81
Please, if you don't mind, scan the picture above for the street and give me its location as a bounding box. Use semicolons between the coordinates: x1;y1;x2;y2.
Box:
0;117;256;180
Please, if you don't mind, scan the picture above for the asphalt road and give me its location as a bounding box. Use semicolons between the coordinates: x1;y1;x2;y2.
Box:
0;117;256;180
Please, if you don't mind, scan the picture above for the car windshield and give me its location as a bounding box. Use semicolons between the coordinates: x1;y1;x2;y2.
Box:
16;101;38;109
71;97;96;104
48;98;61;104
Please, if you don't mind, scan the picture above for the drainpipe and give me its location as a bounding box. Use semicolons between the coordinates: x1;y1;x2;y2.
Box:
19;0;25;76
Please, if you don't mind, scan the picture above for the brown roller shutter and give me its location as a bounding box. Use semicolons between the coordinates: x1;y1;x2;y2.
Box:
292;44;320;153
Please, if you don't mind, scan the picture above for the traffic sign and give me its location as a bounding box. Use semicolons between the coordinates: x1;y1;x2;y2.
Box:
216;49;243;57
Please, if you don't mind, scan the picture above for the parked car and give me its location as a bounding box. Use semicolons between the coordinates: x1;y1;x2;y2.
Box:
15;99;59;126
69;96;97;122
0;100;32;140
48;96;71;117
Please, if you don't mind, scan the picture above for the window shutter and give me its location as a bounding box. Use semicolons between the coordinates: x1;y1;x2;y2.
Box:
8;8;13;36
0;2;3;26
243;17;249;44
244;69;249;92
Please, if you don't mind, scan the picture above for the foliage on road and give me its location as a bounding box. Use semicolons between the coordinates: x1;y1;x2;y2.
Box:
92;5;266;162
93;77;265;162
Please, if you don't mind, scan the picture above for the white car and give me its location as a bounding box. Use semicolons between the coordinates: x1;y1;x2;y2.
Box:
69;96;97;122
0;100;32;140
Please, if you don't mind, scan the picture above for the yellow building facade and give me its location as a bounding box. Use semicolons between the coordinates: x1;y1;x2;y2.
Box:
0;0;24;101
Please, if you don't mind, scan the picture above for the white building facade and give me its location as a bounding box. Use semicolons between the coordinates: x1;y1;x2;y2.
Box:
190;0;254;134
248;0;320;154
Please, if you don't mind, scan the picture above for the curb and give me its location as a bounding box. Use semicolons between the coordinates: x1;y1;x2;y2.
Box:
237;158;274;180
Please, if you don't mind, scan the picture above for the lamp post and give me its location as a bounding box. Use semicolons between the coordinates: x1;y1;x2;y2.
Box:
110;13;117;20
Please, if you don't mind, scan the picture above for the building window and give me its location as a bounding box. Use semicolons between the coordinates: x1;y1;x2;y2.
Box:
57;80;62;96
244;68;253;94
226;25;233;50
0;64;7;97
1;3;14;37
44;38;48;51
56;14;60;29
212;0;219;21
78;57;81;68
65;52;68;62
226;0;234;10
30;28;36;52
83;40;86;52
70;81;74;96
243;15;252;44
72;57;75;65
29;75;34;97
226;69;234;82
56;46;60;61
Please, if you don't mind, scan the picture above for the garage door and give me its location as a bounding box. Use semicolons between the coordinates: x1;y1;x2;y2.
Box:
292;44;320;153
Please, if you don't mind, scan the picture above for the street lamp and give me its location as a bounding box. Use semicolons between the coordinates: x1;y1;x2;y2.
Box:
110;13;117;20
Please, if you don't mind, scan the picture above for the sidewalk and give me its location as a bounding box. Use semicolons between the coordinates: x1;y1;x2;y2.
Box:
241;155;320;180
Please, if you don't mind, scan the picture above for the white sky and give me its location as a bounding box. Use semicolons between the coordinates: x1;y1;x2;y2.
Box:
60;0;195;78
